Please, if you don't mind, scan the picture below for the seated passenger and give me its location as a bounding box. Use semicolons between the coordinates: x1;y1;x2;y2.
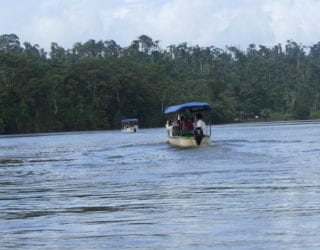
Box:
182;117;194;130
179;116;185;130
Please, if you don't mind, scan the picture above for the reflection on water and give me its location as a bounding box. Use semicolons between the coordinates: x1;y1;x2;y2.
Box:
1;123;320;249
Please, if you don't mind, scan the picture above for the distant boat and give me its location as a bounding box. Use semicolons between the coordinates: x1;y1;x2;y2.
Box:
121;118;139;133
164;101;213;147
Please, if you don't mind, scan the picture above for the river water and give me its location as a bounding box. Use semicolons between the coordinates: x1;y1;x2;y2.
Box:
1;121;320;249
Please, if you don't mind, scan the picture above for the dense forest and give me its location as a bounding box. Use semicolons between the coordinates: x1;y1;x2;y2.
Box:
1;33;320;134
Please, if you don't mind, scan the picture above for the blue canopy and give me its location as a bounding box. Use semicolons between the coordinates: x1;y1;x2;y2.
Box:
121;118;138;123
164;101;213;114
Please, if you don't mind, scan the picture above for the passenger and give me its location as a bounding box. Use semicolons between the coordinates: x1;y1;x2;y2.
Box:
172;118;180;130
195;113;206;135
176;115;182;130
183;117;194;130
172;118;178;126
165;119;173;136
179;116;185;130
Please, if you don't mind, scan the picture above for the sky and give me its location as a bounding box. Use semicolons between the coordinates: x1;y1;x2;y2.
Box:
1;0;320;52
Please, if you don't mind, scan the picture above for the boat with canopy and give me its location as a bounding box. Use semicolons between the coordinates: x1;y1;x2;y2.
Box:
164;101;213;147
121;118;139;133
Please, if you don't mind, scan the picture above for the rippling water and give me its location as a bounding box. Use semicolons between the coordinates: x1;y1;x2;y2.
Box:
1;121;320;249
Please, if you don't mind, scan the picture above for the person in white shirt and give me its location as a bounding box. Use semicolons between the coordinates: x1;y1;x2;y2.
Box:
165;119;173;136
195;113;206;135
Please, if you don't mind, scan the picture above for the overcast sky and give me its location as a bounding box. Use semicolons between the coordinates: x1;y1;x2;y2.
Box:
1;0;320;51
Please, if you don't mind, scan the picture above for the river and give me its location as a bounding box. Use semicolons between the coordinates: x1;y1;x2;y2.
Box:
1;121;320;249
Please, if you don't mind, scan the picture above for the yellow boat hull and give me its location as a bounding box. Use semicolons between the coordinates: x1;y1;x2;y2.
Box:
168;135;210;147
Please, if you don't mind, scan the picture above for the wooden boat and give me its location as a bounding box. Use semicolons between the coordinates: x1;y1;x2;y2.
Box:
164;102;213;147
121;118;139;133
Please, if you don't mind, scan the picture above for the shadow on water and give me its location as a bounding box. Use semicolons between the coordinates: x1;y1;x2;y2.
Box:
5;206;124;220
0;159;23;165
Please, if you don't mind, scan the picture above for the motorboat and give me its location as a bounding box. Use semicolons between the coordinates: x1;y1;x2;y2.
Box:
121;118;139;133
164;101;213;147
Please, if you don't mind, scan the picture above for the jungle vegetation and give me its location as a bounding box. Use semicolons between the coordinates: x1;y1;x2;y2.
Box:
1;33;320;133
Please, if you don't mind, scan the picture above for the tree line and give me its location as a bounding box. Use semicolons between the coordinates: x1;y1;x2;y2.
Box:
1;33;320;134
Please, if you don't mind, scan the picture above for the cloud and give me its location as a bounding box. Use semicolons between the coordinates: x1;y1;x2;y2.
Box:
264;0;320;45
1;0;320;52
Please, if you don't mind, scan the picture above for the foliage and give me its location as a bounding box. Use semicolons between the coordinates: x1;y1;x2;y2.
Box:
1;34;320;133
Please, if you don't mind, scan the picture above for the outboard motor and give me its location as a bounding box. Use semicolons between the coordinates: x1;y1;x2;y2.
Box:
194;127;203;145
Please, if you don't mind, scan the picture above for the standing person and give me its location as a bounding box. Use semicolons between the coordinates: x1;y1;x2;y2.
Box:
195;113;206;135
165;119;173;136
